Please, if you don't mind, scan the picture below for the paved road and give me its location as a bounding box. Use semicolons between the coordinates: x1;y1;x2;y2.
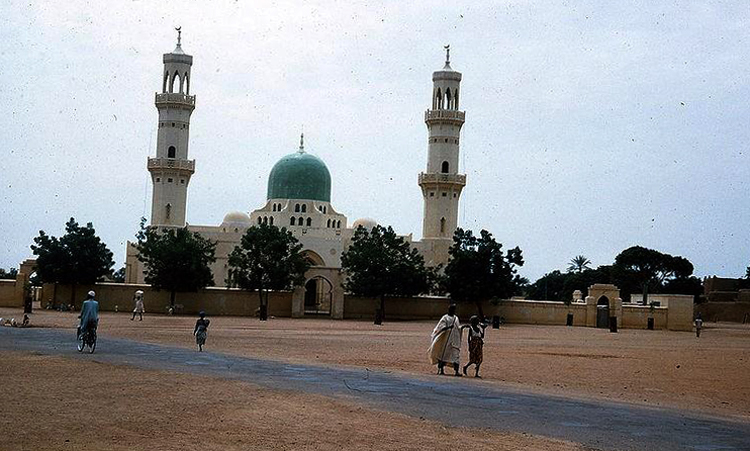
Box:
2;327;749;451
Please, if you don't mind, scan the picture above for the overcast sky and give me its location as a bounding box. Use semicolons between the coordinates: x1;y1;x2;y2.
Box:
1;0;748;281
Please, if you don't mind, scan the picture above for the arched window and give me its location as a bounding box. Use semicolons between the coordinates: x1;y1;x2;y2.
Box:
306;217;312;226
441;161;449;173
295;204;300;213
272;204;276;212
263;216;268;225
301;204;307;213
170;71;181;93
454;89;459;109
184;72;190;95
165;203;171;219
327;219;331;228
257;217;262;224
168;146;176;159
290;217;296;226
337;220;341;228
440;217;446;234
299;217;304;225
269;217;274;225
435;88;442;109
445;88;452;110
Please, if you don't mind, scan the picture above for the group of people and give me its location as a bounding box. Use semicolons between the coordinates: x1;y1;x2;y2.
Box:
75;290;211;352
428;304;488;378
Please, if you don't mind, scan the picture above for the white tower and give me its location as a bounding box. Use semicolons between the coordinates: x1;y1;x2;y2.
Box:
148;28;196;227
418;46;466;264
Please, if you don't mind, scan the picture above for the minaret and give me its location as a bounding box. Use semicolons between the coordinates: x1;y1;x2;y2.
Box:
148;28;196;227
418;46;466;264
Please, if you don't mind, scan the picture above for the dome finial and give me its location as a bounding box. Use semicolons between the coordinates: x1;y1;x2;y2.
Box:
176;26;182;47
298;132;305;153
443;44;452;70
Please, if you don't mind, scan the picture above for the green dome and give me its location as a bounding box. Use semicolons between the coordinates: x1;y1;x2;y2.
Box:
267;150;331;202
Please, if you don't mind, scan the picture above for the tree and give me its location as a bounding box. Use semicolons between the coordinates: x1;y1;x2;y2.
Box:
31;218;114;308
340;225;431;322
746;266;750;279
111;266;126;283
135;219;216;307
227;223;310;321
662;275;704;303
613;246;693;305
526;266;612;302
0;268;18;279
444;228;524;318
526;270;567;301
567;255;592;273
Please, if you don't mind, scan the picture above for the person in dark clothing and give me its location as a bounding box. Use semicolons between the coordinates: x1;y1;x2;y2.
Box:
193;311;210;352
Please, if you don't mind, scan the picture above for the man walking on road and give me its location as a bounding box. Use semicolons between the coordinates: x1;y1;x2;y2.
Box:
428;304;464;376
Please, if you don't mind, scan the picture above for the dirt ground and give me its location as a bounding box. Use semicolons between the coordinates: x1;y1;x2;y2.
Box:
0;352;583;451
3;307;750;420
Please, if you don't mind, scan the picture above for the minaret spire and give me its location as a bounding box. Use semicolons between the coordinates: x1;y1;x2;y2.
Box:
176;26;182;47
299;132;305;153
418;47;465;265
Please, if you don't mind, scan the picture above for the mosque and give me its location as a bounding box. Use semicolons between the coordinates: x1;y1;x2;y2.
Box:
125;33;468;318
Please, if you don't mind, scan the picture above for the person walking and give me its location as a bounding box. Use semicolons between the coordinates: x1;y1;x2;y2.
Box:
194;311;210;352
695;313;703;338
428;304;464;376
131;290;145;321
463;315;488;378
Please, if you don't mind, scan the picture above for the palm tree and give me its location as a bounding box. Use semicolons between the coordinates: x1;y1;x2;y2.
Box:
567;255;592;273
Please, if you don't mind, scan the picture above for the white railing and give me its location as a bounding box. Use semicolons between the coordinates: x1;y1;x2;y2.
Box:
418;173;466;185
147;158;195;171
425;110;465;122
155;93;196;105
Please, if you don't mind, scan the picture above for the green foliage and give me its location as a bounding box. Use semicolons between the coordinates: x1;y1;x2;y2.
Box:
444;228;524;316
567;255;592;273
746;266;750;279
340;225;431;318
662;275;704;303
526;270;567;301
527;266;613;302
136;218;216;302
0;267;18;280
227;223;310;305
30;218;114;306
613;246;693;304
111;267;126;283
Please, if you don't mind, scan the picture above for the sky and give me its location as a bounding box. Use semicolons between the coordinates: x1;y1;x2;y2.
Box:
1;0;749;281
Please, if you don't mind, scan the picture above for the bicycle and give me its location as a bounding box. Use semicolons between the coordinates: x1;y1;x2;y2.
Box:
77;327;97;354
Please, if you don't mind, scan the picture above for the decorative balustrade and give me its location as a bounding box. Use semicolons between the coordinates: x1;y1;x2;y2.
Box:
418;172;466;185
147;157;195;172
155;93;196;105
424;109;465;122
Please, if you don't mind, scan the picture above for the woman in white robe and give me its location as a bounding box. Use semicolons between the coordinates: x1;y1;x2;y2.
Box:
428;304;463;376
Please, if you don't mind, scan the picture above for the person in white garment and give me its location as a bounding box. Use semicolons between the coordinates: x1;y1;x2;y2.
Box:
131;290;145;321
428;304;465;376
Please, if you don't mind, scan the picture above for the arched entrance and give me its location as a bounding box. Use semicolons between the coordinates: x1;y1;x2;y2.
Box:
304;276;333;315
596;296;610;328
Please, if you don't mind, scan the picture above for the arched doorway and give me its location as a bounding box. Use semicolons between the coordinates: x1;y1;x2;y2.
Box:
596;296;610;328
304;276;333;315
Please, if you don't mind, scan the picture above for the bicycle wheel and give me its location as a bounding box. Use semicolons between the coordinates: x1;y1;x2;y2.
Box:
77;334;84;352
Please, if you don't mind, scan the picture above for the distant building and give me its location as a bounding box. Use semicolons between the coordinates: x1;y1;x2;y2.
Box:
126;34;468;317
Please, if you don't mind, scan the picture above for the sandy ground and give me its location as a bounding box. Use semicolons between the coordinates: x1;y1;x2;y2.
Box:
3;307;750;420
0;352;584;451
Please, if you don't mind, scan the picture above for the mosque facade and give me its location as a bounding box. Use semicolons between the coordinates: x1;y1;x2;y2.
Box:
125;36;467;318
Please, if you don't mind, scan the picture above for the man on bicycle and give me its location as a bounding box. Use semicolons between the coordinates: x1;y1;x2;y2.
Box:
78;291;99;339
